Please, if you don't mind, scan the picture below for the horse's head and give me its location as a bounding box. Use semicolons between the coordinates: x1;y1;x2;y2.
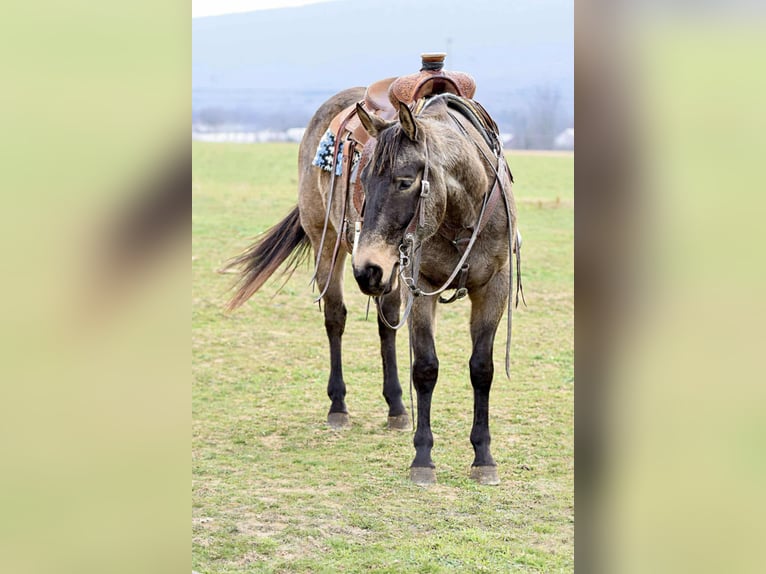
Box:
351;100;449;296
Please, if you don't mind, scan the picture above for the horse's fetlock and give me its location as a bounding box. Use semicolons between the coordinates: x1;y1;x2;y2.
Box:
413;433;434;450
470;426;491;447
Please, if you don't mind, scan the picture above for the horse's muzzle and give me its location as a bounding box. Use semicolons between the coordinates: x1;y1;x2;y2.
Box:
353;263;387;296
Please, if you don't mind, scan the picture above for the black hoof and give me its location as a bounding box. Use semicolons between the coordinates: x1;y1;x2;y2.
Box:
470;465;500;485
387;413;412;431
409;466;436;486
327;412;350;429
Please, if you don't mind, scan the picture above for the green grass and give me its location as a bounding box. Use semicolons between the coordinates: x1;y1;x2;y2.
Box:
193;143;573;573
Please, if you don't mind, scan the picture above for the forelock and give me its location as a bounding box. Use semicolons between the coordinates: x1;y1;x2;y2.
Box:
371;125;406;176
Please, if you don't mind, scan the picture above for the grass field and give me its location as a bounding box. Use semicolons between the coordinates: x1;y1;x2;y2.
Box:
192;142;574;573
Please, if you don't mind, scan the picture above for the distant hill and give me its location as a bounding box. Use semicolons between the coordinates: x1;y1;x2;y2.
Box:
192;0;573;147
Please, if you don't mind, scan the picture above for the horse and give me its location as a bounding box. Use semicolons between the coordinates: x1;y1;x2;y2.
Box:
222;88;520;486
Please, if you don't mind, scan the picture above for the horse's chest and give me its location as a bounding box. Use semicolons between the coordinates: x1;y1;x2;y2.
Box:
419;240;496;291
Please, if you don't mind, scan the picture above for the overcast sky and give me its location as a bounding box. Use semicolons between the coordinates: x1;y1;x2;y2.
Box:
192;0;335;18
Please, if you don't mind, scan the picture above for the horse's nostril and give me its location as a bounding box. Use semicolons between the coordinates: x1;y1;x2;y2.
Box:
367;264;382;286
353;263;385;295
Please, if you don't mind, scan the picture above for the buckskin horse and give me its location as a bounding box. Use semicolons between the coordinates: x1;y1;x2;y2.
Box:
222;55;521;485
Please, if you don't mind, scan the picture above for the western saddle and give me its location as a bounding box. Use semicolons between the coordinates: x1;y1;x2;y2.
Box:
328;52;476;149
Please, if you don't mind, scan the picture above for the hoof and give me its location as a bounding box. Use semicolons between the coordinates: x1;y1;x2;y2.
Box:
387;413;412;431
409;466;436;486
470;465;500;485
327;412;350;429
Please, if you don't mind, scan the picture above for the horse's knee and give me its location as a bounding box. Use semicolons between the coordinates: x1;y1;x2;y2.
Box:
413;354;439;388
469;354;494;389
324;303;347;338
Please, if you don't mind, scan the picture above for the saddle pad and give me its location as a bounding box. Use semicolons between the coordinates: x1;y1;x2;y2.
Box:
311;129;361;175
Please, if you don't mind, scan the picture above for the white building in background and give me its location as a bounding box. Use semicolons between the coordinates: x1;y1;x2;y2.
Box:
554;128;574;150
191;126;307;143
192;130;295;143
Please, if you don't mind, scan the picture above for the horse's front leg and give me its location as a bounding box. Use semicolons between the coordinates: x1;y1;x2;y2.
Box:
408;295;440;485
467;268;509;485
377;284;410;430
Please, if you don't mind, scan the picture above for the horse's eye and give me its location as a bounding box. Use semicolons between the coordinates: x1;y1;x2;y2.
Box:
396;179;414;191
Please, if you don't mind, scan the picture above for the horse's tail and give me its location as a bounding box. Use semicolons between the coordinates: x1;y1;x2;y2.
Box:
220;205;310;311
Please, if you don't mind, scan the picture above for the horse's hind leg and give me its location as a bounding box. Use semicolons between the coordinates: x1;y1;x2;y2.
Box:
467;269;508;485
317;249;350;429
377;285;409;430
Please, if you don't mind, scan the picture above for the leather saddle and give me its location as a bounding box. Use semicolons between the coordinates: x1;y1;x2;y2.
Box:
329;53;476;148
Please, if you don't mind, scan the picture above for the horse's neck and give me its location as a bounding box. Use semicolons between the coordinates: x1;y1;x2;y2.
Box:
438;116;491;230
443;178;479;229
442;157;489;230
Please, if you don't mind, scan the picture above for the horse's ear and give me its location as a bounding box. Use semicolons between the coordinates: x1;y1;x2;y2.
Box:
356;103;390;137
397;100;418;141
